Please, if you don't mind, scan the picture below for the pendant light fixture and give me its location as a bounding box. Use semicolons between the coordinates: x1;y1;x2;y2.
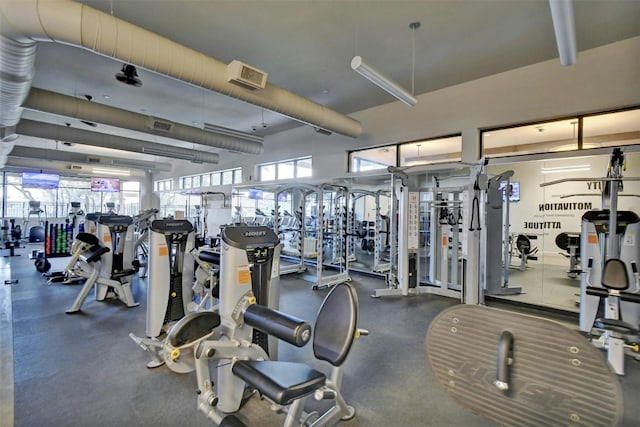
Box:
351;22;420;107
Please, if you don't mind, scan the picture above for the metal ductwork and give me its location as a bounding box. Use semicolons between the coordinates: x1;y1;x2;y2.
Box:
16;119;220;164
9;145;172;172
0;35;36;132
0;0;363;139
5;156;147;178
23;88;264;155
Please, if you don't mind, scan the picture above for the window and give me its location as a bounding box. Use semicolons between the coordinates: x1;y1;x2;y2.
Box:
349;146;396;172
481;107;640;159
277;161;295;180
296;157;312;178
258;156;312;182
3;173;140;218
154;179;173;192
399;135;462;166
178;168;241;189
582;108;640;149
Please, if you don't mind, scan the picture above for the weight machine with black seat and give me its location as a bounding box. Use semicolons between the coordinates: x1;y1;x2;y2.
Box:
156;224;365;426
555;231;581;278
541;147;640;374
66;214;139;313
510;233;539;271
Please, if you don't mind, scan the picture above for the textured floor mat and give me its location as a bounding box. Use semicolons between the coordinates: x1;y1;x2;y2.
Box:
426;305;623;427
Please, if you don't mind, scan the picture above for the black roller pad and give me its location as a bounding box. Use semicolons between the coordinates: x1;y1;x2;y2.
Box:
426;305;623;427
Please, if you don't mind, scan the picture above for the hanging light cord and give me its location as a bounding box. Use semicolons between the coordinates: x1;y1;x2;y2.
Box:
409;22;420;96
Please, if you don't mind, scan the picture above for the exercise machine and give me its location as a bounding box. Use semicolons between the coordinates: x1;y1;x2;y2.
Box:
132;208;158;278
314;183;350;289
585;258;639;374
189;246;220;311
541;148;639;333
483;170;522;295
555;231;581;278
541;147;640;373
66;215;139;313
24;201;45;243
510;233;539;271
374;163;484;304
130;224;281;371
129;219;196;370
161;225;365;426
426;304;623;426
46;232;96;284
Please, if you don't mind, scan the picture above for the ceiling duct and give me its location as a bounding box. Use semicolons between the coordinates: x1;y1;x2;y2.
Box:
0;35;36;130
5;156;147;178
23;88;264;155
0;0;362;138
8;145;172;172
15;119;220;164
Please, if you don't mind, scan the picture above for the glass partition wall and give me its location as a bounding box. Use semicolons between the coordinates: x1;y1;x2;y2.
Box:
481;107;639;312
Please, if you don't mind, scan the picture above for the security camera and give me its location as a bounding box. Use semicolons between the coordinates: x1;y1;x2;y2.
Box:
252;126;258;132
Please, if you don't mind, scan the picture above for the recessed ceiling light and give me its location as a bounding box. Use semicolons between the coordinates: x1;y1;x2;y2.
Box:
322;89;329;94
102;94;110;99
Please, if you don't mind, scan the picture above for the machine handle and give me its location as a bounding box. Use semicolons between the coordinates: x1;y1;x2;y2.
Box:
494;331;514;392
244;304;311;347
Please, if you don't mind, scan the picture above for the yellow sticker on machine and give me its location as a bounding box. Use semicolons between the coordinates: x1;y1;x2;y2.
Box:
238;264;251;285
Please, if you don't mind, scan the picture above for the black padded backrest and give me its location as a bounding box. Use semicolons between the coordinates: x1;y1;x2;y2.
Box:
312;283;358;367
75;232;100;246
515;234;531;254
602;258;630;291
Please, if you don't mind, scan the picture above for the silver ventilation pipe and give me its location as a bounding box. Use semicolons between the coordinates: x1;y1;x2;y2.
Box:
23;88;264;155
16;119;220;164
0;0;362;138
9;145;172;172
0;35;36;132
5;156;148;178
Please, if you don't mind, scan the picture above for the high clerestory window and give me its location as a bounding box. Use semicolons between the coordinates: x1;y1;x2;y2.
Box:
481;107;640;158
348;134;462;173
258;156;312;182
178;167;242;190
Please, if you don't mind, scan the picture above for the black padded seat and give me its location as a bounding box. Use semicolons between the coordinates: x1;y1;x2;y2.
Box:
232;283;358;407
219;414;247;427
232;361;326;406
81;245;110;263
167;311;221;347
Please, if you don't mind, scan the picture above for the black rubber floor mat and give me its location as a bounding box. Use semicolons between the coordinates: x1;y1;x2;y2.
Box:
426;305;623;427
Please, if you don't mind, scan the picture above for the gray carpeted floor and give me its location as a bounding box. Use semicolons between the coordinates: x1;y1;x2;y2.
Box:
2;245;639;426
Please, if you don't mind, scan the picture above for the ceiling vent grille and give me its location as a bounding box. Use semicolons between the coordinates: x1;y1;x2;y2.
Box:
227;60;267;90
86;157;101;163
148;118;174;133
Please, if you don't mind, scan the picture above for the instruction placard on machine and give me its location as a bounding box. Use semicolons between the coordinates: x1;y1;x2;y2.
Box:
408;192;419;250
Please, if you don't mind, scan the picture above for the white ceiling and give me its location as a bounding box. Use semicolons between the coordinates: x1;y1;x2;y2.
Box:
5;0;640;173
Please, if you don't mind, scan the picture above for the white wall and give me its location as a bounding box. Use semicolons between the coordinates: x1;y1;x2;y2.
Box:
489;151;640;253
158;36;640;212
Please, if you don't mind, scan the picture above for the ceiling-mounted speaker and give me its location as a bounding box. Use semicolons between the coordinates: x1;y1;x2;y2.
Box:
115;64;142;86
227;60;267;90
